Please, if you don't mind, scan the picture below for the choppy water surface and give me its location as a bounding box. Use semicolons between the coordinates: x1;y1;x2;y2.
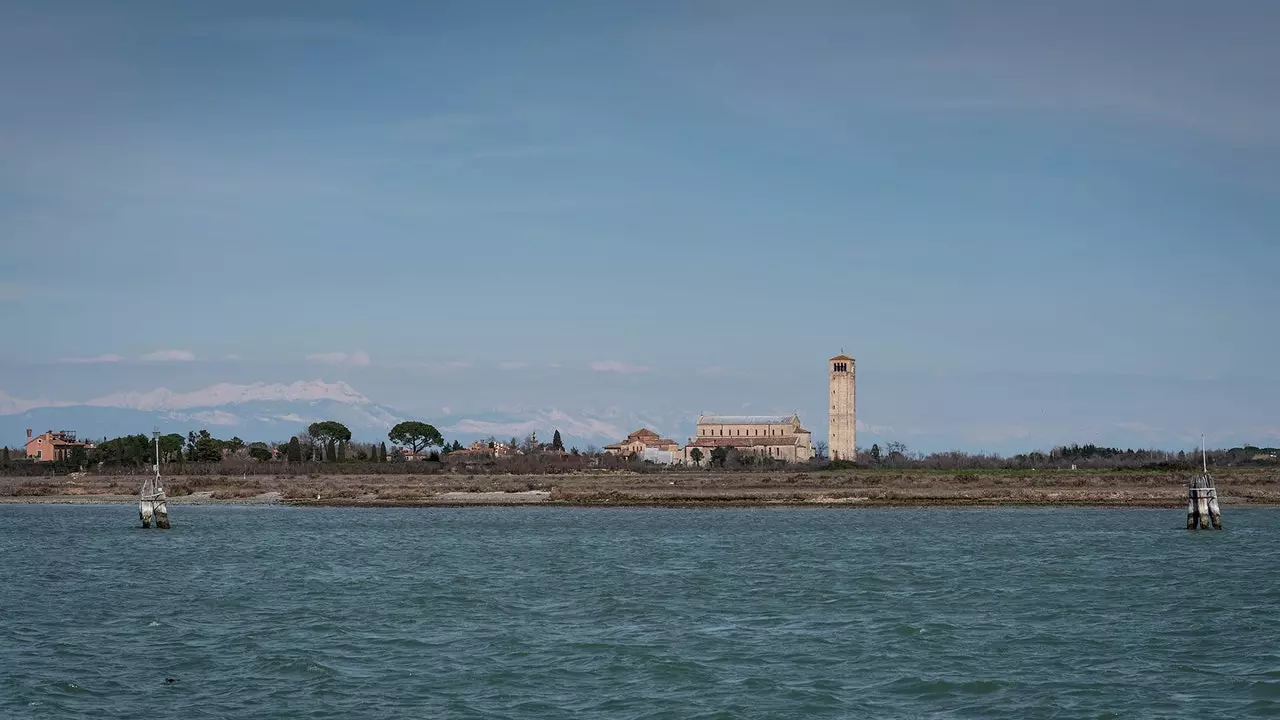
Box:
2;506;1278;718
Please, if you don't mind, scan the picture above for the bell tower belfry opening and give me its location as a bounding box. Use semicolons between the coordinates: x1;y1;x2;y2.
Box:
829;353;856;461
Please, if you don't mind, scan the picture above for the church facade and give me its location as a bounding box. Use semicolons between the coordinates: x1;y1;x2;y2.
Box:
682;414;814;464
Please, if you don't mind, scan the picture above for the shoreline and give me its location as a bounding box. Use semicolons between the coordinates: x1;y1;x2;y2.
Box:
1;493;1274;509
3;467;1276;509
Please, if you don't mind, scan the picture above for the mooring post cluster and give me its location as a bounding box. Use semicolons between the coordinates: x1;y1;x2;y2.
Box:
1186;436;1221;531
1186;473;1221;530
140;429;171;530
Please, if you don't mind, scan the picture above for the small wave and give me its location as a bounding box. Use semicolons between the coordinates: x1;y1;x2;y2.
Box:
1251;681;1280;699
883;676;1009;698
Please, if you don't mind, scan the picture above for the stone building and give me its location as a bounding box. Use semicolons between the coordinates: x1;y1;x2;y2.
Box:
603;428;681;459
829;354;856;461
683;414;814;464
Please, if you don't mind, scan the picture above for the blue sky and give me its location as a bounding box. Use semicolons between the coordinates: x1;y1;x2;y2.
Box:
2;1;1278;451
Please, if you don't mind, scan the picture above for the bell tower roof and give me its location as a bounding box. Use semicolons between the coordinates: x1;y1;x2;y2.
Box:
829;354;854;362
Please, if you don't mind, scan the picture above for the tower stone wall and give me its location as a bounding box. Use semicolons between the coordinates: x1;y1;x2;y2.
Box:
828;355;856;461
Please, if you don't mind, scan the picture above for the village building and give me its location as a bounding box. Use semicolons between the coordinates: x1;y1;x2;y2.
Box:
683;414;814;464
443;440;516;463
24;429;93;462
603;428;682;463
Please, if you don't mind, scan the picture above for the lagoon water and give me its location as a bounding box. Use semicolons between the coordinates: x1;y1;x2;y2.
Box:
2;505;1279;718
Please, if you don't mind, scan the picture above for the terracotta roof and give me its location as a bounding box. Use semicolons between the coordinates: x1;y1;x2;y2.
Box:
607;429;680;450
830;354;854;361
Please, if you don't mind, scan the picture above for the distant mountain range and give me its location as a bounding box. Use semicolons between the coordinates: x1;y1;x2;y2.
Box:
0;380;696;451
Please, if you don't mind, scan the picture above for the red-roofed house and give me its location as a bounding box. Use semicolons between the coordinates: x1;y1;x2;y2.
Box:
24;429;93;462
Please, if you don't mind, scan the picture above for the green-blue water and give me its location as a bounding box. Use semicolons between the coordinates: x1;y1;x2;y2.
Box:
2;506;1278;718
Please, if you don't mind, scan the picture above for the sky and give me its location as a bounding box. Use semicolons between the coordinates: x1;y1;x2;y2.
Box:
2;0;1278;452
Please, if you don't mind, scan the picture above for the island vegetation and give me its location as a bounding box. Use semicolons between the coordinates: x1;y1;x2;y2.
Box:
1;418;1277;507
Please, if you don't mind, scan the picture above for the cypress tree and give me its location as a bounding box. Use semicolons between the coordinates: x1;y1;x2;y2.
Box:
379;442;387;462
1;447;9;464
552;430;564;452
287;437;302;462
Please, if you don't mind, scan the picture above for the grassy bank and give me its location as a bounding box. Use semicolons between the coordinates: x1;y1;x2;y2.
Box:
2;467;1278;507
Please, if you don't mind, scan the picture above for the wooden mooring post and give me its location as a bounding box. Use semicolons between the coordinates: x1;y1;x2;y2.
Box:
139;429;171;529
1187;436;1221;531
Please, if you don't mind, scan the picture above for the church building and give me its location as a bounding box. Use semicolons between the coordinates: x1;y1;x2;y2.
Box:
683;414;814;464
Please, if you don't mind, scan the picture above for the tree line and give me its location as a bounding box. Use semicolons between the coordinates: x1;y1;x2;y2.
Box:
0;420;580;472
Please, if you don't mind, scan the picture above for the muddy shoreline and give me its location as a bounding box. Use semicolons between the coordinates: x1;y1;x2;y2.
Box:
3;468;1277;509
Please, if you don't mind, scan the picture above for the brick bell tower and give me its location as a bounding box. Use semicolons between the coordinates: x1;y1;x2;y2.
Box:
828;353;856;461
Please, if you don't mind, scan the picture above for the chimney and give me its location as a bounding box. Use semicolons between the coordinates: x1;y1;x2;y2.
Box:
27;429;32;440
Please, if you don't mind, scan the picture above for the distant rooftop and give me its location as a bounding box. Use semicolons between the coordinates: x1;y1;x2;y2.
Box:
699;414;798;425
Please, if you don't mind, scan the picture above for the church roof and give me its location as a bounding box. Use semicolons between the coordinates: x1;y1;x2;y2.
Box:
830;354;854;361
686;437;805;448
699;414;797;425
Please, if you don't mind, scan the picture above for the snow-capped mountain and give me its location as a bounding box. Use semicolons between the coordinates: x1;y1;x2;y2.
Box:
0;380;696;449
0;381;403;444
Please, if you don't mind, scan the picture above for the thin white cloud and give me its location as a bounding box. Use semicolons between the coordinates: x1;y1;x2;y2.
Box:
306;350;372;366
498;361;529;370
590;360;651;374
699;365;725;376
140;349;196;362
57;354;124;364
224;353;242;361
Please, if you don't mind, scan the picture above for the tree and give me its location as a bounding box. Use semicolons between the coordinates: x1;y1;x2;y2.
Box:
309;421;352;461
248;443;272;462
388;446;406;462
186;431;198;461
224;436;246;455
195;430;223;462
326;440;337;463
94;434;153;467
287;437;302;462
388;421;443;455
160;434;184;462
814;440;829;460
379;442;387;462
509;437;519;452
521;431;539;454
690;448;704;467
552;430;564;452
710;446;731;468
869;444;882;462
